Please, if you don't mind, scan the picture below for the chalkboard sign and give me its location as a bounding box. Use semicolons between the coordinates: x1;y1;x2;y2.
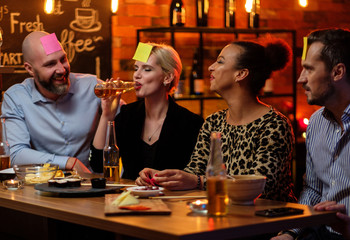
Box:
0;0;112;90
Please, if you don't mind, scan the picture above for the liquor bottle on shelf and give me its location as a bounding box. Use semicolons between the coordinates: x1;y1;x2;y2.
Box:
196;0;209;27
248;0;260;28
224;0;236;28
206;132;228;216
103;121;120;183
170;0;186;27
263;78;274;95
189;50;204;95
174;68;186;98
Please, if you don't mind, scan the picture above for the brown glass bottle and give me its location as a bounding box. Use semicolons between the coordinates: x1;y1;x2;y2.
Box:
206;132;228;216
170;0;185;27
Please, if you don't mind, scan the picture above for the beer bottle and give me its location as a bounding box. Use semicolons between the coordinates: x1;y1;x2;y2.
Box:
170;0;186;27
197;0;209;27
190;50;204;95
224;0;236;28
103;121;120;182
206;132;228;216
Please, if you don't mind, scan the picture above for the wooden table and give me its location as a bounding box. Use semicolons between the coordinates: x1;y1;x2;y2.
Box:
0;179;338;240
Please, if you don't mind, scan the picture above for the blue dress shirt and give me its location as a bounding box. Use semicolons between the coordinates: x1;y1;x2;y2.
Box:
298;104;350;234
1;73;101;169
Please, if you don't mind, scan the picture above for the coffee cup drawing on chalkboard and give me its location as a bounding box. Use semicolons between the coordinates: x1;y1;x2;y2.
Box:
70;8;102;33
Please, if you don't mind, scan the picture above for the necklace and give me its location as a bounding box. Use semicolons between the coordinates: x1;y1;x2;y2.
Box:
148;123;163;142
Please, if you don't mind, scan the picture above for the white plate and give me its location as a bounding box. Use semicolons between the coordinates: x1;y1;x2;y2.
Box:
126;186;164;197
0;168;15;174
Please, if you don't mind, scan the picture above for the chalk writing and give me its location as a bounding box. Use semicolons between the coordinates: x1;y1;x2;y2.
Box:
1;52;23;65
53;0;64;15
60;29;103;62
0;0;111;88
10;13;44;34
0;5;9;21
82;0;91;7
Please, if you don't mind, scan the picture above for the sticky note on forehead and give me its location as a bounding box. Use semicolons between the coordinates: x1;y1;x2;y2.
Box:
301;37;308;60
132;42;153;63
40;33;63;55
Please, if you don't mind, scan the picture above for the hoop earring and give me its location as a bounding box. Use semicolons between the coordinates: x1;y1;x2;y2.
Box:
163;82;167;86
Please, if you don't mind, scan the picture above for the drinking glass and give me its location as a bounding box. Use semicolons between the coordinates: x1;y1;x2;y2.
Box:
0;27;3;66
0;118;10;170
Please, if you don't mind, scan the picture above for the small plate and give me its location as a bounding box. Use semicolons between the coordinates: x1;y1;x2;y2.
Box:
34;183;121;197
0;168;15;174
126;186;164;197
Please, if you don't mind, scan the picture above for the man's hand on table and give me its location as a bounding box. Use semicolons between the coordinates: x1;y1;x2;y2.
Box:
270;234;294;240
314;201;350;239
271;201;350;240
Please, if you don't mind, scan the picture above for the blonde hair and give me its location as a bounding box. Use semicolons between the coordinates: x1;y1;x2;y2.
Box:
147;43;182;93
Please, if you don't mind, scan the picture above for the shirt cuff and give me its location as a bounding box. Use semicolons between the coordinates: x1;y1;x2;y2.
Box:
278;230;298;239
52;155;70;170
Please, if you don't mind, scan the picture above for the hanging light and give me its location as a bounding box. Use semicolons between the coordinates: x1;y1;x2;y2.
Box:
111;0;119;13
299;0;308;7
45;0;54;14
245;0;253;13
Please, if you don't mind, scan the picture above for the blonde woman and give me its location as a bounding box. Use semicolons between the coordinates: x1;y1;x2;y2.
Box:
90;43;203;180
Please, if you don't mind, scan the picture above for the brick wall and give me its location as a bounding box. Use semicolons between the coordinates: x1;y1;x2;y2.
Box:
112;0;350;121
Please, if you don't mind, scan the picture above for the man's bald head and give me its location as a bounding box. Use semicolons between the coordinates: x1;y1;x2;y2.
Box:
22;31;50;63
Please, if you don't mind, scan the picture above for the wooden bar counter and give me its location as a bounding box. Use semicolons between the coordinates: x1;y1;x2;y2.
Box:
0;178;338;240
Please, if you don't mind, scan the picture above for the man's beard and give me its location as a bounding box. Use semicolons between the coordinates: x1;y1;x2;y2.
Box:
306;79;335;106
37;73;69;95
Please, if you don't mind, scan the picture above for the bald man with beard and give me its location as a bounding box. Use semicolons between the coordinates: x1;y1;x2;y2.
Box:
1;31;106;174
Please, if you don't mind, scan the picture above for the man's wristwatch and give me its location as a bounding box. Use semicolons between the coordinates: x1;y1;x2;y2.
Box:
277;230;297;239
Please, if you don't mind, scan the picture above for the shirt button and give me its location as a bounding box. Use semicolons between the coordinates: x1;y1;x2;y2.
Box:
331;180;335;186
336;129;340;133
61;121;64;125
65;141;69;145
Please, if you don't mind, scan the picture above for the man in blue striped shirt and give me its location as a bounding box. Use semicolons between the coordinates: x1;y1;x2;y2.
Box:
272;28;350;240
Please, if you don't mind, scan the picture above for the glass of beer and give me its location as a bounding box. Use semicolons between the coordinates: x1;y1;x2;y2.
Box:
0;118;10;170
94;80;134;98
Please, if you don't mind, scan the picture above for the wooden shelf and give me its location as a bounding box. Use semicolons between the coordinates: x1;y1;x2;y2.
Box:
0;66;15;74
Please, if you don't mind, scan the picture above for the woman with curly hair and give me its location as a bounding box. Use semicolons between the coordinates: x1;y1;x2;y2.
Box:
137;38;296;202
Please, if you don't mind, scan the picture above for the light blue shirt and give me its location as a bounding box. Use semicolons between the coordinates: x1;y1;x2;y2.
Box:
1;73;102;170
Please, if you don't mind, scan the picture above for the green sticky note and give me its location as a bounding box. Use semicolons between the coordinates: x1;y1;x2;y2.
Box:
132;42;153;63
302;37;308;60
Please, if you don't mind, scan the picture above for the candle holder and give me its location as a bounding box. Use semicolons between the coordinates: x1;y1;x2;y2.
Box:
3;179;23;190
187;199;208;214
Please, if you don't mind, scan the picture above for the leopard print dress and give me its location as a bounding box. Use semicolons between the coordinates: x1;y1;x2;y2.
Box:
184;107;297;202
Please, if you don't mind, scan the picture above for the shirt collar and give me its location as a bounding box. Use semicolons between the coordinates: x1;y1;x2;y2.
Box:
342;104;350;122
31;74;75;103
322;103;350;124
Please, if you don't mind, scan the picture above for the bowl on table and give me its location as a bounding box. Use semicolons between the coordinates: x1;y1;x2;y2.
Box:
226;175;266;205
14;164;59;185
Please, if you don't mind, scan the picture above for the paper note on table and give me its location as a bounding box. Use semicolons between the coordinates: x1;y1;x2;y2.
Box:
132;42;153;63
105;194;171;216
301;37;308;60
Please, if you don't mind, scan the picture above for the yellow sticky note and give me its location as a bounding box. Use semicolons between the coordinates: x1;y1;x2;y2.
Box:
132;42;153;63
302;37;308;60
